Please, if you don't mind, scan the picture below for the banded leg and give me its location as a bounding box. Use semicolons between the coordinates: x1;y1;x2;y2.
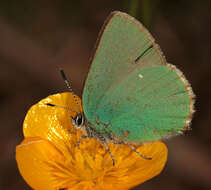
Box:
113;140;152;160
102;142;115;166
77;135;88;148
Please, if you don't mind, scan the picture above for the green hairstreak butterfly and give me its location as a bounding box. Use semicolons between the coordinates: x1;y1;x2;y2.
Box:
51;11;195;164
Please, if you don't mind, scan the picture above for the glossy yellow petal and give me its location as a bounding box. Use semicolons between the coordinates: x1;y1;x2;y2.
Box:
23;92;82;151
16;137;65;190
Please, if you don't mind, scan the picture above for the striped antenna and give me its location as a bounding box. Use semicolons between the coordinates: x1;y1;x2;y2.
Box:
60;69;81;112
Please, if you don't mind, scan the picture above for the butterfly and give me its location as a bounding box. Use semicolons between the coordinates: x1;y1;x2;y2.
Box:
48;11;195;165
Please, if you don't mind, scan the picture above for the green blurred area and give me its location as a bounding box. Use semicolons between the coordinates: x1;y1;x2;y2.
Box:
0;1;210;190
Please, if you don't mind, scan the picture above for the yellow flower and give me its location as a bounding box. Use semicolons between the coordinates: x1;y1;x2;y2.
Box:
16;92;168;190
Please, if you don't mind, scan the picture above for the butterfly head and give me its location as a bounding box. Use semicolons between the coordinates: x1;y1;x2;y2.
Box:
71;113;85;129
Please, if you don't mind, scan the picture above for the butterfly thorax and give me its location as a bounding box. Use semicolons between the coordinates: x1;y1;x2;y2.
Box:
83;120;113;144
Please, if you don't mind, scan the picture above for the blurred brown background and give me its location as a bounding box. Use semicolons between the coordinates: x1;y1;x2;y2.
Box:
0;0;210;190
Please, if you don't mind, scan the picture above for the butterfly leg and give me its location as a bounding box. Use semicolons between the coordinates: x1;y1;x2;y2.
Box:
113;140;152;160
125;142;152;160
102;142;115;166
77;135;88;148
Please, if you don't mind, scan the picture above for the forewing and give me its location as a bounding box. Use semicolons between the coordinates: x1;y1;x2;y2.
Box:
83;11;165;121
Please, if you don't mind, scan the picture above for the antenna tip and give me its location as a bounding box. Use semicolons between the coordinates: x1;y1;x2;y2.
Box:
45;103;55;107
60;69;67;80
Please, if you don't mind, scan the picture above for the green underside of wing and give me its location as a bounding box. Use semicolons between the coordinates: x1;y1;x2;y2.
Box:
82;12;192;142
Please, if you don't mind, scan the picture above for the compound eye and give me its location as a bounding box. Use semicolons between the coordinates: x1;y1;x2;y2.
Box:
71;114;84;128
